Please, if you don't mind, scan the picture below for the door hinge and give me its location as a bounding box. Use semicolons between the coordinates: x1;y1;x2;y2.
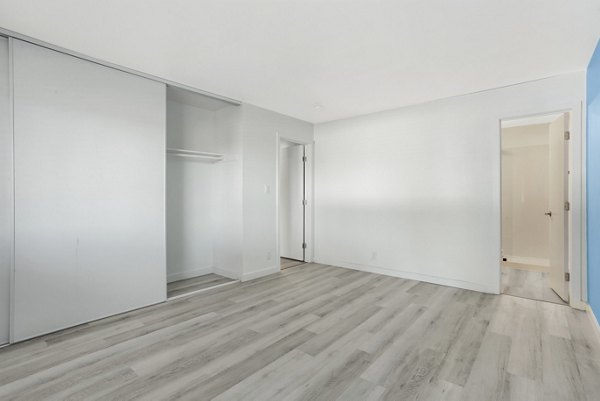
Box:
565;272;570;282
302;156;307;163
302;242;307;249
564;201;570;211
564;131;570;140
302;199;307;206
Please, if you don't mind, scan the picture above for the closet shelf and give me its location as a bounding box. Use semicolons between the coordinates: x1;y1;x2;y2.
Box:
166;148;224;162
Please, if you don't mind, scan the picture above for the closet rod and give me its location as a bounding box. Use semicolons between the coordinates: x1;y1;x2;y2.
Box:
166;148;224;162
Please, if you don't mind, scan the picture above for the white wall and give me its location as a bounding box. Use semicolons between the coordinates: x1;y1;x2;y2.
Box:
213;106;244;279
314;72;585;295
166;97;316;283
167;99;217;150
240;104;313;280
0;37;10;345
12;40;166;341
166;100;219;282
501;124;550;266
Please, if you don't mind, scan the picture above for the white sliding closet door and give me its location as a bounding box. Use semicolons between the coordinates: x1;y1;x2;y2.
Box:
12;40;166;341
0;37;11;345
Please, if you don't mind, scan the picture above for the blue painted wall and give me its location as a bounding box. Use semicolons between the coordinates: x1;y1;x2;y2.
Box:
588;39;600;315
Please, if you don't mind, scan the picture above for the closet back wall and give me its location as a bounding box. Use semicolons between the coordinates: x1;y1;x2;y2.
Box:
166;99;217;282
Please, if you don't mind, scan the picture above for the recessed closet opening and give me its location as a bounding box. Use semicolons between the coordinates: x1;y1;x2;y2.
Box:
500;112;570;305
166;86;240;299
278;138;307;270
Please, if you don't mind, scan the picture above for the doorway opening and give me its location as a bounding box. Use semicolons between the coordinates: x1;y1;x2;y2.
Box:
500;112;570;305
279;139;307;270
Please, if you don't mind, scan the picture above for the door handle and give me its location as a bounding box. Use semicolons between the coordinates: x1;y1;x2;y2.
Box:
545;211;552;217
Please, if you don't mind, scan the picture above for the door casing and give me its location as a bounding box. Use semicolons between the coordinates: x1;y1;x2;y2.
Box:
499;110;577;306
276;134;314;269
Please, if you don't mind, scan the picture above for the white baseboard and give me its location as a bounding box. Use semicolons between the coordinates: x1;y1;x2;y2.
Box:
504;255;549;267
167;267;213;283
214;267;240;280
241;265;280;282
587;305;600;343
315;258;498;294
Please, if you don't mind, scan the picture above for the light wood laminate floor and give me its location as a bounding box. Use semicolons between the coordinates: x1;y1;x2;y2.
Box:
502;264;567;305
280;257;305;270
1;263;599;400
167;274;236;298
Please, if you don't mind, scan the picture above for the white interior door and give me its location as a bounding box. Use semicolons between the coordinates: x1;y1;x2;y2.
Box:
279;143;305;261
12;40;167;341
547;113;569;302
0;37;11;345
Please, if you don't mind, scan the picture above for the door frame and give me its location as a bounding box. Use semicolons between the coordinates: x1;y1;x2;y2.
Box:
6;37;14;345
498;108;585;309
275;134;314;270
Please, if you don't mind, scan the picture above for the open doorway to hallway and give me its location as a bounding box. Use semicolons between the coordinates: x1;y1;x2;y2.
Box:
279;139;307;270
500;112;570;305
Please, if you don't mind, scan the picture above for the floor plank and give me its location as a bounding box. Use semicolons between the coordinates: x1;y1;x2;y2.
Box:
280;257;305;270
502;265;567;305
167;274;236;298
1;263;599;400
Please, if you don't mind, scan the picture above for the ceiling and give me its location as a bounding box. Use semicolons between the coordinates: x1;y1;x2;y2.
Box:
1;0;599;123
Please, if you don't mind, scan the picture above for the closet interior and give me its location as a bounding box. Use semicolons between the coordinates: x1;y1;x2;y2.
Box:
166;86;240;299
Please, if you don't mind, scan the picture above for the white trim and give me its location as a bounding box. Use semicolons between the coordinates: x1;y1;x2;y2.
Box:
275;133;315;272
304;143;315;263
587;305;600;343
503;255;549;267
167;267;213;283
571;299;587;311
501;112;564;128
499;105;586;309
316;258;498;294
0;27;240;106
7;37;14;344
241;265;280;282
167;280;238;301
580;99;588;303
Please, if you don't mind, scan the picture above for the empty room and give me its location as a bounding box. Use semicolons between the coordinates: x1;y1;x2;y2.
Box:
1;1;600;400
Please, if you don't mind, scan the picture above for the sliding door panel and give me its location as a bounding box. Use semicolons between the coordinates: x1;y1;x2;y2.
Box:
0;37;11;345
12;40;166;341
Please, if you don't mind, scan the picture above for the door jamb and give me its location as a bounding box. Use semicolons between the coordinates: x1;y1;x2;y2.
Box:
275;133;314;271
7;37;15;344
498;109;583;308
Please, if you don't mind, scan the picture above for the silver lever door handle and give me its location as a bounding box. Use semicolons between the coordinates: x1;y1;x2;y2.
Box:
545;211;552;217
